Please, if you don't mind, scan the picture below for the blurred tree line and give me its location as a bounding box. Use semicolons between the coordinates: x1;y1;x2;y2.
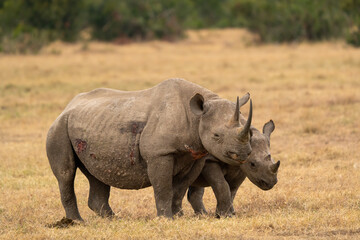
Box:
0;0;359;53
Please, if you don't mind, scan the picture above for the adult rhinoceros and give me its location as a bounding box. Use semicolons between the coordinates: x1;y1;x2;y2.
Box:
46;78;253;220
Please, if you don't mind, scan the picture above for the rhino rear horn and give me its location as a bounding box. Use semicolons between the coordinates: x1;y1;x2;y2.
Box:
228;93;250;127
238;99;252;140
228;96;240;127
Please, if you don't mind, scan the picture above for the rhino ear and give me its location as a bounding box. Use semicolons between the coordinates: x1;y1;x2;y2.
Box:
190;93;206;116
263;120;275;139
238;92;250;108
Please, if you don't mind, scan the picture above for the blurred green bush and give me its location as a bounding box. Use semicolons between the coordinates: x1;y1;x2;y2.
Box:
228;0;347;42
0;0;84;53
341;0;360;46
0;0;359;53
87;0;192;41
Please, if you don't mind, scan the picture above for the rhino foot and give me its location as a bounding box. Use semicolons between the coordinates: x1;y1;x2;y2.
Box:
194;208;208;215
173;208;184;217
215;208;233;218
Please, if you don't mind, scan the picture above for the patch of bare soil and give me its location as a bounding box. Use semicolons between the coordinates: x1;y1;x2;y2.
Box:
45;217;79;228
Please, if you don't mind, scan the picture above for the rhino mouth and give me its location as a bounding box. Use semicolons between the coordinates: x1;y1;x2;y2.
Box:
218;156;244;166
211;151;246;166
257;179;277;191
226;151;248;163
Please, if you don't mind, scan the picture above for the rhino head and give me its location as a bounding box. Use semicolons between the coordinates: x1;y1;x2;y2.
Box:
241;120;280;190
190;93;253;165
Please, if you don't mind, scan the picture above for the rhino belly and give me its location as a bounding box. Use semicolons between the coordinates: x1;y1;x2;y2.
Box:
190;174;210;188
77;147;151;189
70;128;151;189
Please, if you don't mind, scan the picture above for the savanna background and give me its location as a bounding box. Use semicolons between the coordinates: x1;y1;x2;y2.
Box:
0;0;360;239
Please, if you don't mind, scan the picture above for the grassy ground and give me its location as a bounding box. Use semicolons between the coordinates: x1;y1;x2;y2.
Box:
0;29;359;239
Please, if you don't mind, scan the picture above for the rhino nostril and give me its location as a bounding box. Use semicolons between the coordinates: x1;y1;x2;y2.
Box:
247;151;252;156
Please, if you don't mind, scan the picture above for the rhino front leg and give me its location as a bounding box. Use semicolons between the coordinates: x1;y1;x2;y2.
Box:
201;162;232;217
172;157;206;216
228;175;245;215
77;161;114;218
147;155;174;218
187;186;208;215
229;188;239;215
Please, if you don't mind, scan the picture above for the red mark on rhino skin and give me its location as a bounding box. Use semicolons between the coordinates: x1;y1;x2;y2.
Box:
184;145;208;160
131;123;138;134
129;150;135;165
75;139;87;153
127;121;146;165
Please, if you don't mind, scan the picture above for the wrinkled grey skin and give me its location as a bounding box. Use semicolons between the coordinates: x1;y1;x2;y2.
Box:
186;120;280;217
46;78;253;220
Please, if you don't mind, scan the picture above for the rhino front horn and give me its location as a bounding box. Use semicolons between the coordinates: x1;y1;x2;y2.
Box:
238;99;252;139
270;160;280;173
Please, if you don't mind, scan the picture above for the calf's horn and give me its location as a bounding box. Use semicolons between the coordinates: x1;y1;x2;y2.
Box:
270;160;280;173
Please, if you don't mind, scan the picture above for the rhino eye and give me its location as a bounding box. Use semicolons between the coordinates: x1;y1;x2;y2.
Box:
250;162;256;168
212;133;222;142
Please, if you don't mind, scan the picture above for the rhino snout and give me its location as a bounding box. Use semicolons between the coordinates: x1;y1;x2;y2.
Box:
258;178;277;191
246;149;252;157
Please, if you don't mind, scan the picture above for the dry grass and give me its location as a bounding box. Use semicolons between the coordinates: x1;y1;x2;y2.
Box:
0;28;359;239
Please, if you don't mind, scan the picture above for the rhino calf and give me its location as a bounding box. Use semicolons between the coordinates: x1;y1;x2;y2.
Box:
46;78;254;220
186;120;280;217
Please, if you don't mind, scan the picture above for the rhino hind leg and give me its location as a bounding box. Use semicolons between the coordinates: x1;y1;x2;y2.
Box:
77;161;114;218
46;120;83;221
187;187;208;215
